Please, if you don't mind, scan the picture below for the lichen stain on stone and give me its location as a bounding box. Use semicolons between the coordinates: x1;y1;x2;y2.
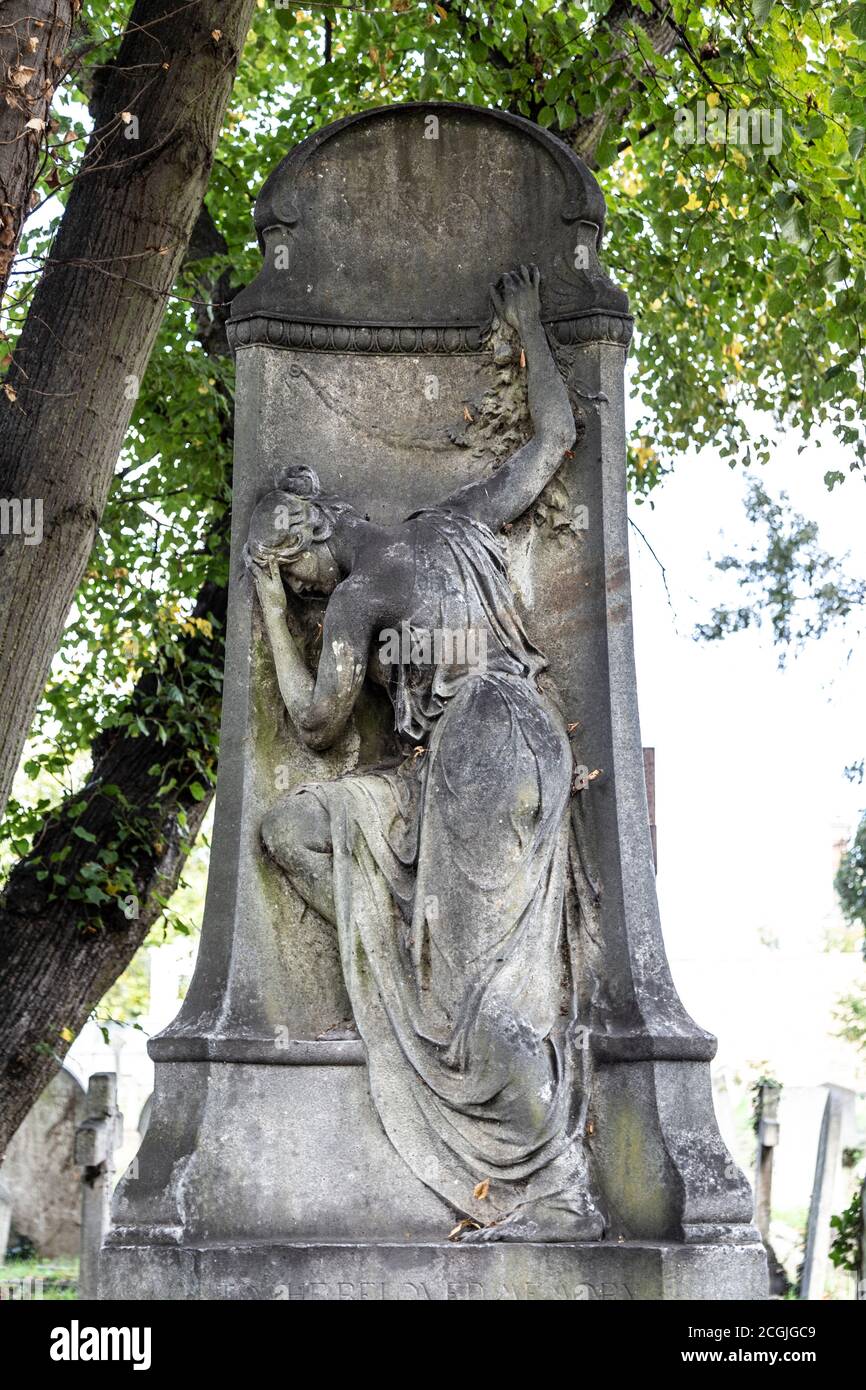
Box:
607;1103;669;1233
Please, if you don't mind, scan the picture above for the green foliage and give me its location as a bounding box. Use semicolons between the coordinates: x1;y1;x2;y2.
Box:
829;1187;863;1275
835;983;866;1051
833;814;866;1044
836;810;866;941
750;1072;782;1133
695;479;866;659
3;0;866;904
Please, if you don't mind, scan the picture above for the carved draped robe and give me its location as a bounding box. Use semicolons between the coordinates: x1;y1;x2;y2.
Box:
281;507;598;1228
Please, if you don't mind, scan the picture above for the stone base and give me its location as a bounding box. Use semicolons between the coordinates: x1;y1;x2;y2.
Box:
100;1239;768;1301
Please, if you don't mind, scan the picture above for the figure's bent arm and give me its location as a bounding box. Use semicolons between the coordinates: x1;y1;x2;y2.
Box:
445;267;576;531
255;571;372;751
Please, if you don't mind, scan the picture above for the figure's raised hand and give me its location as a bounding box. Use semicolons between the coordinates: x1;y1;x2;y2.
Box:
490;264;542;333
252;556;288;617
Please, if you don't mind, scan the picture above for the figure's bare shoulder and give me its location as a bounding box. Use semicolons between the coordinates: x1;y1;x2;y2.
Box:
345;523;418;622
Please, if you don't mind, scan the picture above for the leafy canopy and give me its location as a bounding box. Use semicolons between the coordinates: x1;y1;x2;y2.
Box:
3;0;866;878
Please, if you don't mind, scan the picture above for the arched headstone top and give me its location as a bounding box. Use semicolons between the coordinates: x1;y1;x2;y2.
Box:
228;101;629;350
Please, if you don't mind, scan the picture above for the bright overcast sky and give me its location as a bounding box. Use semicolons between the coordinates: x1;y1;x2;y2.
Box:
628;405;866;1087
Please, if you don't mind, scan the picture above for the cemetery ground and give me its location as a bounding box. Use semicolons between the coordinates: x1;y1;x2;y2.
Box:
1;1254;78;1301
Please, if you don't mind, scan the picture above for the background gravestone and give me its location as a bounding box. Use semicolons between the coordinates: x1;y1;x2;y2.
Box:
0;1066;85;1258
0;1176;11;1261
102;103;767;1301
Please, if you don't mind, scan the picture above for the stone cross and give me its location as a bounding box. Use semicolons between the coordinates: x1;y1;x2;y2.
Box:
75;1073;121;1302
103;102;766;1302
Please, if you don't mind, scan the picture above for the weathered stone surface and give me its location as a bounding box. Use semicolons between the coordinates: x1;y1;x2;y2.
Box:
104;101;766;1299
101;1239;767;1302
801;1084;856;1299
75;1073;121;1301
110;1061;452;1245
230;103;627;332
0;1175;11;1260
1;1066;85;1257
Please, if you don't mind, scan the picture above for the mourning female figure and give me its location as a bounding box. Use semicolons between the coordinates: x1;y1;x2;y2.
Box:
246;266;602;1242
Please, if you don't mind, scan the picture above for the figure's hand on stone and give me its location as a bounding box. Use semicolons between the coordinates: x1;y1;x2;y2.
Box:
490;264;542;333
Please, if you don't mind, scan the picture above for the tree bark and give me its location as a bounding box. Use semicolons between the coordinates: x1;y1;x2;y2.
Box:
0;0;256;824
0;576;227;1156
0;0;76;303
569;1;680;166
0;217;237;1156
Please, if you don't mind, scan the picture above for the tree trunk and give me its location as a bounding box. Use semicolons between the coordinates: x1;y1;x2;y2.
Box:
0;0;76;303
0;0;255;823
0;577;227;1156
0;222;237;1155
569;1;680;165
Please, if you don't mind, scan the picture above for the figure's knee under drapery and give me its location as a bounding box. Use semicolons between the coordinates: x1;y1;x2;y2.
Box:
261;789;337;926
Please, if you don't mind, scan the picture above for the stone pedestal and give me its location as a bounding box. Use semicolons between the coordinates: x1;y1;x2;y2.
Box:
101;102;766;1301
102;1239;767;1302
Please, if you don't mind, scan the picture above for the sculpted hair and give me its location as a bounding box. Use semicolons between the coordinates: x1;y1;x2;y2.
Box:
248;466;358;564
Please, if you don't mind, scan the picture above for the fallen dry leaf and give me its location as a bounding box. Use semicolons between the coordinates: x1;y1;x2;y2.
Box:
3;384;18;403
447;1219;481;1241
10;66;35;89
473;1178;490;1200
25;117;45;133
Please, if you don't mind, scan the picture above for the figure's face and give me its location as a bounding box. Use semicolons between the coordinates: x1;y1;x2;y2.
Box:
283;541;340;596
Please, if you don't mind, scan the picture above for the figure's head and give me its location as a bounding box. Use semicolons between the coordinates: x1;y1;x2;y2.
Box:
247;466;357;595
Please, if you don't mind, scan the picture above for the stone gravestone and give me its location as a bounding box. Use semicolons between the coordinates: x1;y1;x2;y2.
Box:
75;1073;121;1301
1;1066;86;1258
754;1080;781;1242
0;1175;11;1261
801;1083;856;1300
102;103;767;1301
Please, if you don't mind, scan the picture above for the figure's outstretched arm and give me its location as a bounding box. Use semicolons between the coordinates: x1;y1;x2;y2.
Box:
444;265;576;531
252;561;371;751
